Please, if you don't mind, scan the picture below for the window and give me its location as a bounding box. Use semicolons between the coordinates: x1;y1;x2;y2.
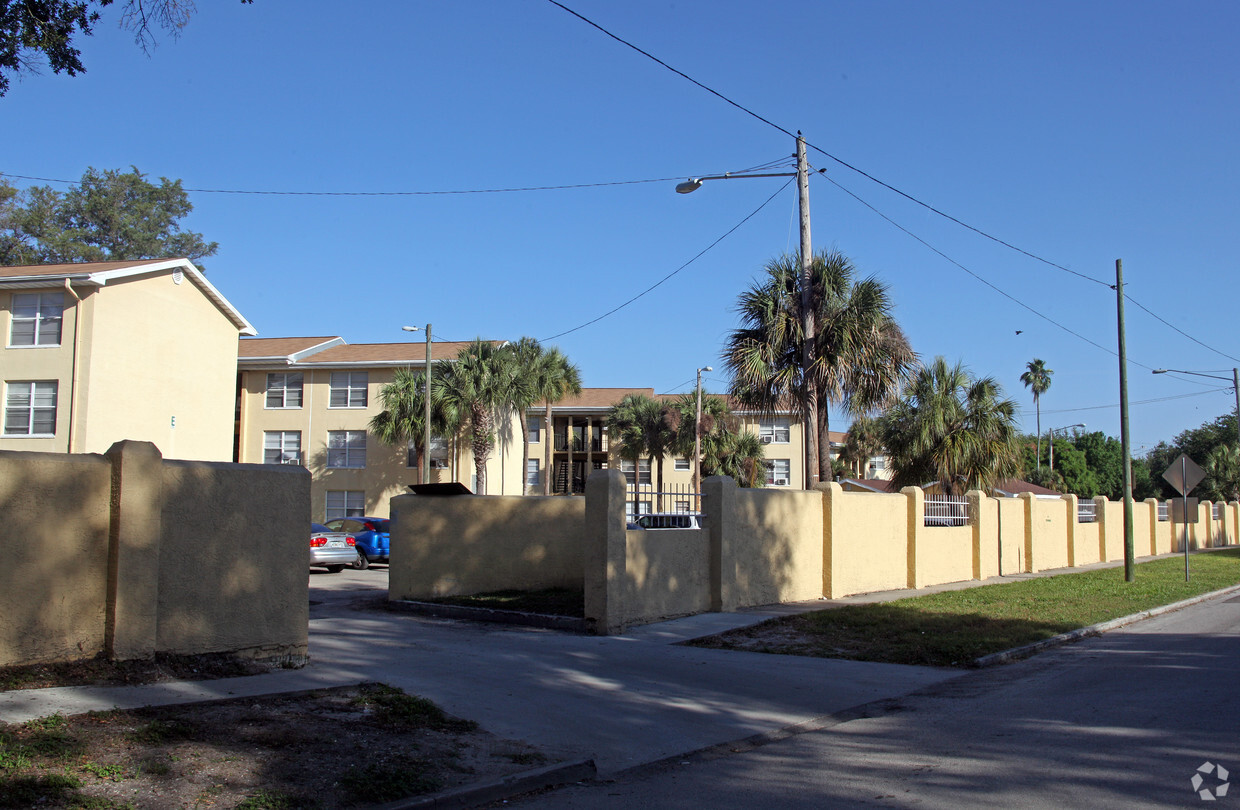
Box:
327;430;366;468
9;292;64;346
619;458;651;485
429;437;449;468
674;458;691;472
765;458;791;486
870;456;886;471
4;381;57;435
526;459;540;487
263;431;301;464
674;499;692;512
528;416;541;443
329;372;367;408
265;373;303;408
625;500;653;520
759;418;791;444
325;490;365;520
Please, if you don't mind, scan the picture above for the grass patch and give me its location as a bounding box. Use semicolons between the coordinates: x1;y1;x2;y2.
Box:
351;684;478;733
426;587;584;617
691;549;1240;667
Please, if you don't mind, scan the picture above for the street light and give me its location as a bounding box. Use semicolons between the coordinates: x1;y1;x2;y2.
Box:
677;133;821;488
402;324;432;485
1048;423;1085;473
694;366;713;499
1152;368;1240;448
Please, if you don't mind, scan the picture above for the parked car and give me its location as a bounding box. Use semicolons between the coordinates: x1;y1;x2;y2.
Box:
310;523;356;573
324;517;390;569
628;513;705;530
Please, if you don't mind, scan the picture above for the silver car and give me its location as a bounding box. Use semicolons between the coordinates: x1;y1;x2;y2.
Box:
310;523;356;573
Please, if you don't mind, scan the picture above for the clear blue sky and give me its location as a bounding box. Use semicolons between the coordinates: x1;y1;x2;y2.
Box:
5;0;1238;454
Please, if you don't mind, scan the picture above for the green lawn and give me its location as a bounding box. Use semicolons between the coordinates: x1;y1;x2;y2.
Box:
425;587;584;617
689;549;1240;667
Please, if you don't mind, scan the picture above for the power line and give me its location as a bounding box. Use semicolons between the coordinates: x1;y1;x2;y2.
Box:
813;172;1148;368
540;179;794;342
543;0;1112;289
0;171;687;197
1034;387;1229;415
1124;294;1240;364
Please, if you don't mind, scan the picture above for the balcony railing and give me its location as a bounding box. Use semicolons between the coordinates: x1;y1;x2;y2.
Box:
553;436;608;453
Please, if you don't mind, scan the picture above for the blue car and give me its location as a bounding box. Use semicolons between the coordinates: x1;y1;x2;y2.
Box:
324;517;390;569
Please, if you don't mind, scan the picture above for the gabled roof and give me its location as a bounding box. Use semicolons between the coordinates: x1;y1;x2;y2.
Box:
992;479;1063;498
0;258;256;335
237;337;494;369
238;336;345;364
840;478;895;493
544;388;655;412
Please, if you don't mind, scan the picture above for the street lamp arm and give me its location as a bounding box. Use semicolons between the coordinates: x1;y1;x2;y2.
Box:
1152;368;1232;383
676;171;797;193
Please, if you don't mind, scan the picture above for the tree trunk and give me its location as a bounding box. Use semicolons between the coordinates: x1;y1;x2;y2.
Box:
1035;397;1042;469
817;398;833;484
471;405;493;495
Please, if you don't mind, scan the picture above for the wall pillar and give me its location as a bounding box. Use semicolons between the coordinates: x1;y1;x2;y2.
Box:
904;486;923;589
704;475;740;611
583;468;627;635
820;482;839;598
104;440;163;661
1064;494;1078;568
968;490;993;580
1020;492;1036;573
1095;496;1110;562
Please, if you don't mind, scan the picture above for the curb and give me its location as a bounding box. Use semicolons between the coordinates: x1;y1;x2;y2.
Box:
386;600;588;633
374;758;597;809
972;582;1240;668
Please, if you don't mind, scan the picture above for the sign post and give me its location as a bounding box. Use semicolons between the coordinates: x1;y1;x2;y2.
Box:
1162;453;1205;582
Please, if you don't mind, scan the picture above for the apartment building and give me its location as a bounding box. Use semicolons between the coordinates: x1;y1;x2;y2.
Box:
235;336;527;520
0;259;254;460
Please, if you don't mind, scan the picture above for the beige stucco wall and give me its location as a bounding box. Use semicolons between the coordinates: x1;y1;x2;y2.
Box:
157;460;309;659
75;273;240;460
1027;495;1070;571
824;485;908;598
0;288;79;454
916;523;975;587
730;488;824;605
623;528;711;623
996;497;1026;574
0;449;111;665
388;493;585;599
0;443;307;668
1152;500;1173;554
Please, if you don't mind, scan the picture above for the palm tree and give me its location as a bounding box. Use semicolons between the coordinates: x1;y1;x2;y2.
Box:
710;430;768;488
840;415;882;478
879;356;1022;496
1020;358;1054;469
433;339;521;495
508;338;583;495
369;367;453;485
607;393;674;507
1204;444;1240;503
725;248;916;487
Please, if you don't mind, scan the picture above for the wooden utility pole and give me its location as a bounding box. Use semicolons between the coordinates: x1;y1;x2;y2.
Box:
1116;259;1135;581
797;133;818;488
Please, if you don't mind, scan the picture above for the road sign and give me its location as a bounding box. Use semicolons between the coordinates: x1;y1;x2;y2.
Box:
1162;453;1205;496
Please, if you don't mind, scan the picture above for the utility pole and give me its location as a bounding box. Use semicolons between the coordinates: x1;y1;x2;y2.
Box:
1116;260;1135;582
797;133;818;488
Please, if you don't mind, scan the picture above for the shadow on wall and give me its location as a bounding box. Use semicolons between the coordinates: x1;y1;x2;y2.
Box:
0;441;311;668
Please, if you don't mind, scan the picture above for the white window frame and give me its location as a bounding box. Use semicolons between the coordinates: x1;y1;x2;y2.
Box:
674;458;691;472
870;456;887;471
327;430;367;468
528;416;541;444
619;458;651;485
4;380;57;436
526;459;540;487
329;372;368;408
265;373;303;409
9;292;64;347
759;418;791;444
325;490;365;520
263;431;302;465
765;458;791;487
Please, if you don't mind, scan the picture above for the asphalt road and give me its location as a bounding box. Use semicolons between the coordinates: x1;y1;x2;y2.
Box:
503;591;1240;809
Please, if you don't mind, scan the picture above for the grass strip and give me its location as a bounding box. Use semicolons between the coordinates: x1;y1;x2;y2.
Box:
690;549;1240;667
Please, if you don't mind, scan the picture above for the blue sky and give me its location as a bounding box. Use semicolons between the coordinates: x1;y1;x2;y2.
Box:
5;0;1238;454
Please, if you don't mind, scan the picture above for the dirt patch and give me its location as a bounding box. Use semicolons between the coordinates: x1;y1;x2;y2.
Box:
0;653;277;692
687;620;826;657
0;683;548;809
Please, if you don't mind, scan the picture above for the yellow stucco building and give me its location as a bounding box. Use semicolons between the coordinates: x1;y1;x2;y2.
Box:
1;259;254;460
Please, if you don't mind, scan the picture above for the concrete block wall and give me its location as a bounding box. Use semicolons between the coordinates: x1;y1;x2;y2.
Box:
0;442;310;668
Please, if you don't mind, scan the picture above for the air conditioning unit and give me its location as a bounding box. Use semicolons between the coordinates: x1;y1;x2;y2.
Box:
760;436;772;444
281;457;302;466
430;459;449;469
774;478;788;486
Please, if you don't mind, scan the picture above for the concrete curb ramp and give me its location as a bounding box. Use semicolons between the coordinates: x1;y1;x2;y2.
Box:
972;582;1240;668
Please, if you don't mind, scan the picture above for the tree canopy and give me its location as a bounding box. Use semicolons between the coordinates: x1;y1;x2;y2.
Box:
1;167;218;266
0;0;252;96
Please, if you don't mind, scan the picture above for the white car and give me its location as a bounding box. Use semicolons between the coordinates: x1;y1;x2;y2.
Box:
629;513;705;530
